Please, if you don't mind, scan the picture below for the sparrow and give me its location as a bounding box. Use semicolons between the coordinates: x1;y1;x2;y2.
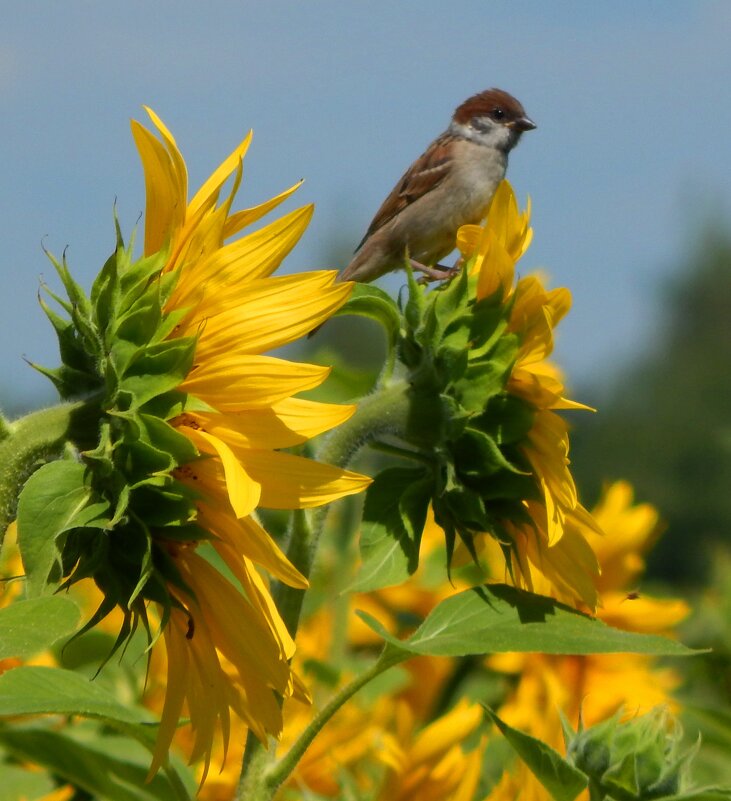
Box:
339;88;535;283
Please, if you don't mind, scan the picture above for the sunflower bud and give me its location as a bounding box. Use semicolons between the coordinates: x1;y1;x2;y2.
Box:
567;707;695;800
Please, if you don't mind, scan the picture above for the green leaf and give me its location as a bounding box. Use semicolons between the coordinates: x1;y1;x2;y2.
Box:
435;342;470;384
0;762;56;801
428;265;470;341
117;338;196;408
0;665;149;723
17;460;111;597
454;357;514;413
358;583;703;657
30;362;100;399
46;248;93;323
137;413;199;466
0;724;194;801
485;707;588;801
38;295;96;377
439;313;473;352
453;427;525;479
334;283;402;346
0;597;80;659
468;298;510;354
140;390;213;420
682;704;731;788
350;466;431;592
402;262;427;331
399;474;433;542
91;247;122;333
443;485;490;531
113;271;176;348
478;393;536;445
114;298;163;348
654;790;731;801
119;249;168;306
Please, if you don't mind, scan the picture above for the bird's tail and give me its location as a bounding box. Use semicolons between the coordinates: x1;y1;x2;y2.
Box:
337;247;371;283
336;261;356;283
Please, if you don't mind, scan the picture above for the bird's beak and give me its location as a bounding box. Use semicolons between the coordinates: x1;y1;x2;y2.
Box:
510;116;537;132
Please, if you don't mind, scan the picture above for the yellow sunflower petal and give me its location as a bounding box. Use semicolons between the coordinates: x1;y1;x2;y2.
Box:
180;427;261;518
131;110;370;779
224;179;304;239
476;234;515;300
410;701;483;763
239;555;298;654
238;450;371;509
181;270;341;322
190;278;352;357
198;502;307;589
598;593;690;633
184;398;356;450
131;120;186;256
179;355;331;410
221;204;315;282
149;614;191;778
456;224;484;258
187;131;253;219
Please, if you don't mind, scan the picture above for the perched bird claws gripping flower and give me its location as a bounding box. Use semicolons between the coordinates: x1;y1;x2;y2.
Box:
19;106;371;781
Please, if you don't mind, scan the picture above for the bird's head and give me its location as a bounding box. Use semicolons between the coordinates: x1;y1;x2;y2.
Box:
450;88;536;151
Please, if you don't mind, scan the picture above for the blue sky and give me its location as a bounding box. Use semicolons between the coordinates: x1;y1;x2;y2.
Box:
2;1;730;409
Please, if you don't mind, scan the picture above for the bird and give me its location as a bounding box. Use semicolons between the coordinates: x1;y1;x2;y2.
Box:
338;88;535;284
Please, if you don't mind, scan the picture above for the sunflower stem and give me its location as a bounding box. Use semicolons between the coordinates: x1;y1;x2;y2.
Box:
235;378;414;797
261;644;408;797
274;508;314;639
0;399;100;547
275;377;412;641
236;740;277;801
316;377;411;470
369;439;434;464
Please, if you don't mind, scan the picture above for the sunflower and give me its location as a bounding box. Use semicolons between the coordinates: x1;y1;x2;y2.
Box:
6;97;372;783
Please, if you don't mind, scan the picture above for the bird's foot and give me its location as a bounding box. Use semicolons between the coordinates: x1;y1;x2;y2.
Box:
411;258;462;285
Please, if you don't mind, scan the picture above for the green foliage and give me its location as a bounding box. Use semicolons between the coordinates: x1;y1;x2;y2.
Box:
676;551;731;786
0;596;80;659
0;723;194;801
399;267;535;567
0;665;195;796
349;466;432;592
332;283;402;352
0;762;57;801
485;707;588;801
359;584;699;658
17;460;110;596
2;171;724;800
0;664;147;722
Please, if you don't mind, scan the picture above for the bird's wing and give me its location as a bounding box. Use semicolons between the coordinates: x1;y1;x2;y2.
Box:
354;133;454;251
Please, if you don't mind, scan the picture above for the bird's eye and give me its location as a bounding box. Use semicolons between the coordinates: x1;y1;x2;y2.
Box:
490;107;506;121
